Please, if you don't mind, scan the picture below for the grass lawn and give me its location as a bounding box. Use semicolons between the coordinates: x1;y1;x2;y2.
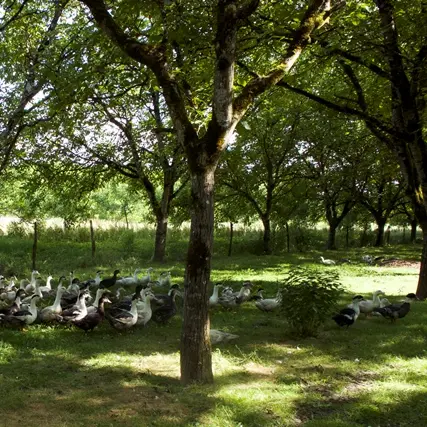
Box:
0;243;425;426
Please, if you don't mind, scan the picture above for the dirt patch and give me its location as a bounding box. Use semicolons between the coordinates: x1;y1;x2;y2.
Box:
379;259;420;268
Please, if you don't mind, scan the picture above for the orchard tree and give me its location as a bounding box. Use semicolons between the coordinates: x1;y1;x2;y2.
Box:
47;77;188;262
218;96;305;254
358;153;406;246
72;0;334;383
0;0;79;174
300;115;370;250
280;0;427;297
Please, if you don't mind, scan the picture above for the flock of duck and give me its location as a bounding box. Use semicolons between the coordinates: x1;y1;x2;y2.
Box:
332;289;419;328
0;269;276;344
0;267;419;342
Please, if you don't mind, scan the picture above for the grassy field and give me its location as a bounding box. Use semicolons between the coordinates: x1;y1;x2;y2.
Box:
0;236;425;426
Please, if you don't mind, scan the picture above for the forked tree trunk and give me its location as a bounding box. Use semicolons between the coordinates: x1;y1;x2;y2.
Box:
262;217;272;254
153;215;168;262
228;221;233;257
181;169;215;384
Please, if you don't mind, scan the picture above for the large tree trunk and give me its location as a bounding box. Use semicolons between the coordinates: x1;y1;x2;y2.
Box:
415;215;427;298
153;215;168;262
417;230;427;299
374;218;386;247
181;168;215;384
326;225;337;250
262;217;272;254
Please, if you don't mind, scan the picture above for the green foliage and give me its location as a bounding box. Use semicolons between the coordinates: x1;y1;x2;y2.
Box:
281;267;344;338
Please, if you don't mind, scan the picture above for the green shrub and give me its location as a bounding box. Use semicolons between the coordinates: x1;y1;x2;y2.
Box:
281;267;344;337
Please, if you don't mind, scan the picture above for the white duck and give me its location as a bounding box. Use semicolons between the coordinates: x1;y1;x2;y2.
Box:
116;269;141;287
1;278;17;301
39;275;56;298
136;291;157;326
210;329;239;345
209;283;223;307
25;270;39;294
255;290;282;312
320;256;336;265
40;285;66;322
357;290;384;316
13;294;40;325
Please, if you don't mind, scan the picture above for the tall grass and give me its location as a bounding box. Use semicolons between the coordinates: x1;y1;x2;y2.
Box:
0;219;422;278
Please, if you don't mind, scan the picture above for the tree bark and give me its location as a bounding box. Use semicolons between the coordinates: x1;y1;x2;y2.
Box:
228;221;233;257
374;218;386;247
262;216;272;254
285;222;290;253
153;215;168;262
181;168;215;384
417;230;427;299
326;225;337;250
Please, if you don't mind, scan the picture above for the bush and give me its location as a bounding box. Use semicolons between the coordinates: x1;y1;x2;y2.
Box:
281;267;344;337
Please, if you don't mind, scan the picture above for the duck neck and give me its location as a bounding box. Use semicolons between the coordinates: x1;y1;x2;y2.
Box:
29;298;38;314
52;288;63;310
93;289;103;307
77;295;88;311
212;286;220;299
30;272;37;285
34;282;42;298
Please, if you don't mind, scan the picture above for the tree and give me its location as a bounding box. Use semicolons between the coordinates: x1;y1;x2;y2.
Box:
299;115;369;250
47;76;188;261
218;97;305;254
279;0;427;297
72;0;333;383
0;0;75;174
358;155;406;247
